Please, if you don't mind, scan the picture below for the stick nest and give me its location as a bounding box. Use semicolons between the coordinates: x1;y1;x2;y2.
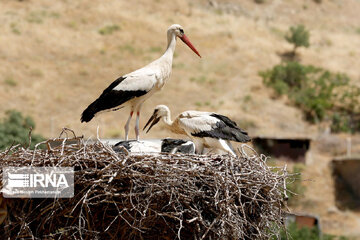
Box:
0;131;289;239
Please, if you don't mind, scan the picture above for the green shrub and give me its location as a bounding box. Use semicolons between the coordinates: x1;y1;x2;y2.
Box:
10;23;21;35
292;71;350;122
260;61;314;95
119;44;137;54
98;24;120;35
287;164;305;206
260;62;360;132
331;112;360;133
148;46;162;53
285;25;310;54
331;113;351;133
0;110;45;150
278;222;320;240
275;222;349;240
4;77;17;87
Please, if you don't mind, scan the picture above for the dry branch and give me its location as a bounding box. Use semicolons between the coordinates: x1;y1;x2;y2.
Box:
0;133;289;239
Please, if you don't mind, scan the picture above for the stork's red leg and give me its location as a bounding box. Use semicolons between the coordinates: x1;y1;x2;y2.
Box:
135;111;140;141
124;111;133;141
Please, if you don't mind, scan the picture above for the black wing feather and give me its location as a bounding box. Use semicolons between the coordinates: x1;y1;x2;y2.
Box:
80;76;147;122
192;113;251;143
101;76;126;95
210;113;238;128
161;139;195;154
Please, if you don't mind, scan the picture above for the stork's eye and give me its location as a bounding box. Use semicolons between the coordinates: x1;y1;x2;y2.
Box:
179;29;184;34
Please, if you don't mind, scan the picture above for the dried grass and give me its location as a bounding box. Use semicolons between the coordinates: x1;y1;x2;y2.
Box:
0;130;289;239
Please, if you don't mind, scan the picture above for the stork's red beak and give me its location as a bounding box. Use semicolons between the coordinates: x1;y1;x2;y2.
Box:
180;34;201;58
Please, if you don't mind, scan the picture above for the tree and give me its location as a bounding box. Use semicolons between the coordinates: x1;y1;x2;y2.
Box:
0;110;45;150
260;61;360;132
285;25;310;55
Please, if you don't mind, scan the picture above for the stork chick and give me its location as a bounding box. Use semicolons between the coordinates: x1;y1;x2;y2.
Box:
81;24;201;141
144;105;251;156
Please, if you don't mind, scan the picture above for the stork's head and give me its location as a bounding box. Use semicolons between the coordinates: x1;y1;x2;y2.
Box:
168;24;201;58
143;105;170;133
168;24;185;38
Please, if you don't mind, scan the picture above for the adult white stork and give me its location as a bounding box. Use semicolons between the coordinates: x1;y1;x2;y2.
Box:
81;24;201;140
143;105;251;156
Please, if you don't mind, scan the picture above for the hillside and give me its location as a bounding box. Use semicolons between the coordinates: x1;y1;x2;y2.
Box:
1;0;358;140
1;0;360;237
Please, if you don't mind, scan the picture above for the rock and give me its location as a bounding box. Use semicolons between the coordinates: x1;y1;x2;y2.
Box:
327;206;339;214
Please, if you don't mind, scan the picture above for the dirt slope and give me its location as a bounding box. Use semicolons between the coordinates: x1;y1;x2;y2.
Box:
1;0;360;237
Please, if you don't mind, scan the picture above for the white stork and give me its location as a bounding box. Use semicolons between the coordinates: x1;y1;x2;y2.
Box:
81;24;201;141
143;105;251;156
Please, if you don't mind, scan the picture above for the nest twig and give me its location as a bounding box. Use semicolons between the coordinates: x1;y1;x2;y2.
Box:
0;133;289;239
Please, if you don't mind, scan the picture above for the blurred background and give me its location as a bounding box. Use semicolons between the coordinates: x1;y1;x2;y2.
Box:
0;0;360;238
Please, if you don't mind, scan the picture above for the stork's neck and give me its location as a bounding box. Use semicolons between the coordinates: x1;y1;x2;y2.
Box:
162;110;174;127
162;32;177;60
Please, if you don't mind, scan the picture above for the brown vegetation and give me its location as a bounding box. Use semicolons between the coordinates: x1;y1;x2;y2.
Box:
0;134;288;239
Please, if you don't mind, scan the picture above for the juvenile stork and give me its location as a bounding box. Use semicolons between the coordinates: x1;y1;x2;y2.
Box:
143;105;251;156
81;24;201;140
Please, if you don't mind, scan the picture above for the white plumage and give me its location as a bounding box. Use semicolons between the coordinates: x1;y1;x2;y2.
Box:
112;139;195;154
144;105;251;156
81;24;201;141
179;111;223;133
113;71;157;92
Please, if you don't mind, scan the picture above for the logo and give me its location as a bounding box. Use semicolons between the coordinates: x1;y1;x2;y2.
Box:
2;167;74;198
